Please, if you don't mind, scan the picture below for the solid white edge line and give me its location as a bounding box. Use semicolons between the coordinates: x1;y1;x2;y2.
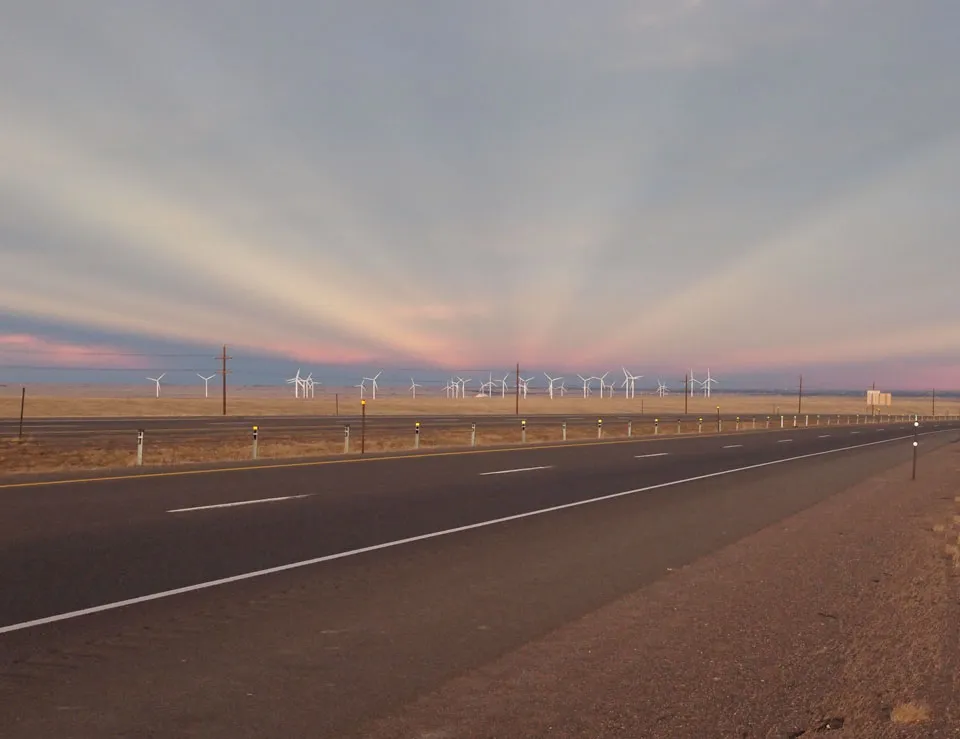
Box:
168;494;312;513
0;430;951;635
819;434;831;438
722;444;743;449
479;466;552;476
777;439;793;443
635;453;670;459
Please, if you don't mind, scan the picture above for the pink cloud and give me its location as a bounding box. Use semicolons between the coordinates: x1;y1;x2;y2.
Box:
0;334;148;368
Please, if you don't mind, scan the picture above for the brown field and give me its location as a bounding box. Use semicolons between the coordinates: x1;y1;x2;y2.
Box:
0;414;890;475
0;389;950;419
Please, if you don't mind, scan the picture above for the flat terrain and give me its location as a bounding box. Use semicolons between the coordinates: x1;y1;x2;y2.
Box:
1;421;958;737
0;389;942;419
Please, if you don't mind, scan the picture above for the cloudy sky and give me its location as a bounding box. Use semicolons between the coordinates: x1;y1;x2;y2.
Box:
1;0;958;389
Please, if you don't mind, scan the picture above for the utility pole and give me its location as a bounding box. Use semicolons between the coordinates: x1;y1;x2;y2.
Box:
932;388;936;416
684;373;689;415
515;362;520;416
218;344;232;416
797;374;803;415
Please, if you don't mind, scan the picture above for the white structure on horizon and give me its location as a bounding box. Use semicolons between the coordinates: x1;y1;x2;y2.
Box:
598;372;615;398
362;371;382;400
701;368;718;398
556;380;567;397
286;369;307;398
304;373;317;398
499;373;510;398
355;379;366;399
656;379;670;398
197;373;216;398
621;368;642;399
577;374;593;399
518;376;534;399
409;377;422;399
544;373;563;400
455;376;470;399
147;372;166;398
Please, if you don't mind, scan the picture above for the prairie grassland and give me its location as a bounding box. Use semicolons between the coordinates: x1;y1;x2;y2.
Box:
0;392;946;419
2;417;732;474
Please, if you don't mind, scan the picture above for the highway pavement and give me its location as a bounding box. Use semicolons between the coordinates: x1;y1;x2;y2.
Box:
0;419;957;738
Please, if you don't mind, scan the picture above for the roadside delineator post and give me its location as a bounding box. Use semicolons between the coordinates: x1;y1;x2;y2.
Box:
597;418;603;439
856;414;860;425
805;414;809;427
136;429;144;466
766;416;770;429
676;418;681;434
654;418;659;435
736;416;740;432
414;421;420;450
698;417;703;434
562;421;567;441
912;421;919;480
793;415;797;428
521;419;527;444
627;420;632;438
471;422;476;447
343;424;350;454
752;417;757;430
780;415;784;429
252;425;259;460
716;406;721;433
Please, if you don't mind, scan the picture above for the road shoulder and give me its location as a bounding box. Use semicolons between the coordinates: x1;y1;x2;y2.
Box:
358;442;960;738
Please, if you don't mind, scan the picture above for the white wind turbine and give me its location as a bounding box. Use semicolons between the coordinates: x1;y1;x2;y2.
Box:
455;376;470;398
363;371;382;400
409;377;422;398
303;373;317;399
355;379;366;399
441;380;453;398
557;380;567;397
598;372;614;398
656;379;670;398
499;373;510;398
621;367;642;399
688;369;703;398
702;368;718;398
577;374;593;399
147;372;166;398
544;373;564;400
197;373;216;398
518;376;534;399
286;369;305;398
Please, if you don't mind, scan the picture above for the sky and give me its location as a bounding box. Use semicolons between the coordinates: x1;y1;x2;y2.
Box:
1;0;959;390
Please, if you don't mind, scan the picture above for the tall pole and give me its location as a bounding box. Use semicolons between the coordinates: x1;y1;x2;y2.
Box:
932;388;936;416
515;362;520;415
18;386;26;440
684;373;688;415
218;344;232;416
797;374;803;415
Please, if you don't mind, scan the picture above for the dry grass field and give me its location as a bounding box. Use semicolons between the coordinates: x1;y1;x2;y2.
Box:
0;412;904;475
0;390;949;419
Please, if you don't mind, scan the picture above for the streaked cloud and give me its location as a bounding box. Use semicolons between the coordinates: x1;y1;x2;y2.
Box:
0;334;148;369
0;0;958;380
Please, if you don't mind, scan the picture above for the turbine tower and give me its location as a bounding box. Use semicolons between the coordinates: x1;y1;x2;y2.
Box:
362;371;382;400
577;374;593;399
197;373;216;398
702;369;718;398
286;369;305;398
146;373;166;398
656;379;670;398
519;376;534;399
544;373;564;400
621;368;642;399
409;377;422;399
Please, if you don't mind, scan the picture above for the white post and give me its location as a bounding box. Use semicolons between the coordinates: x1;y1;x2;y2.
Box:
414;422;420;450
780;415;784;428
562;421;567;441
136;429;144;466
344;425;350;454
521;420;527;444
598;419;603;439
471;423;476;447
627;420;632;438
252;425;259;460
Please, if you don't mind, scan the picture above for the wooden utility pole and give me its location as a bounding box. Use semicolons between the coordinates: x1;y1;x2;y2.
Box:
684;373;689;415
797;374;803;414
932;388;936;416
218;344;232;416
515;362;520;415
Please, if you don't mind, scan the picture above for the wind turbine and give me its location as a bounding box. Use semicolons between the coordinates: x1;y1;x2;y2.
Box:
197;373;216;398
598;372;613;398
702;368;718;398
303;373;317;399
286;369;304;398
656;379;670;398
500;373;510;398
363;371;382;400
455;376;470;399
355;379;366;399
621;368;642;399
519;376;534;399
544;373;564;400
577;374;593;399
409;377;422;398
147;373;166;398
557;380;567;397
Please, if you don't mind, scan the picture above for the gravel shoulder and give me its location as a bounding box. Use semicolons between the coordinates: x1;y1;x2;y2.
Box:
358;442;960;738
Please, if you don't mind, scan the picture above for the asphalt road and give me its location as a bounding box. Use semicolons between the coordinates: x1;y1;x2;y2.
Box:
1;419;957;738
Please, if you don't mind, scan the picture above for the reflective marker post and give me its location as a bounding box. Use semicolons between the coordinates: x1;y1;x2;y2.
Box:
136;429;144;466
521;419;527;444
597;418;603;439
414;422;420;449
912;421;919;480
562;421;567;442
471;422;476;447
653;418;659;436
361;399;366;455
343;425;350;454
252;425;259;460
